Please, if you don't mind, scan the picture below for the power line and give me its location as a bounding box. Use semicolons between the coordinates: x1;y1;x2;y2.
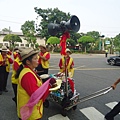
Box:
0;19;22;24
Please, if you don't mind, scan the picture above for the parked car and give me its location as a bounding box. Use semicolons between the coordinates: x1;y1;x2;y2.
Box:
107;56;120;65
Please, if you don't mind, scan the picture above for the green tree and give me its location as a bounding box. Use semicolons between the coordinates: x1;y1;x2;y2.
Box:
34;7;71;40
114;33;120;54
3;34;22;47
86;31;101;50
86;31;100;41
78;36;95;52
2;27;12;33
67;38;76;46
21;20;37;48
47;36;60;52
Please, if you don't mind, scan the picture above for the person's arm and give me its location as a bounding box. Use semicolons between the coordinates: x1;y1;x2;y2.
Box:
59;58;64;69
21;73;39;96
13;61;20;71
7;55;13;64
111;78;120;89
39;52;50;61
70;58;74;69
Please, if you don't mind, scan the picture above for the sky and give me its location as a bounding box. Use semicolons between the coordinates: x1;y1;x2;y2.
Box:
0;0;120;38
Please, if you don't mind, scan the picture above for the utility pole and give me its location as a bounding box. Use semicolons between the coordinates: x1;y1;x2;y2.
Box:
9;26;11;34
99;35;105;51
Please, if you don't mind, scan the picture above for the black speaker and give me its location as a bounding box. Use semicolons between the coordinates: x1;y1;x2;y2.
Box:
48;15;80;36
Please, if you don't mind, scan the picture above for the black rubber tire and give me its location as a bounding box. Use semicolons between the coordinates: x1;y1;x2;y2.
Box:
61;109;67;117
72;105;77;110
109;60;115;65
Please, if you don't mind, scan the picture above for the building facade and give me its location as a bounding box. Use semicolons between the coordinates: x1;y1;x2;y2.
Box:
0;31;45;47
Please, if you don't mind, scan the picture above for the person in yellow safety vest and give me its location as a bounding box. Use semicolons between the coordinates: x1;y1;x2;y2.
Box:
11;49;22;105
13;47;19;60
59;48;74;78
105;49;108;57
36;44;50;76
0;46;13;95
16;48;55;120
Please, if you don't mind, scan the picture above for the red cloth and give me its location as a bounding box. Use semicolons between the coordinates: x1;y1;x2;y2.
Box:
38;52;50;64
68;78;74;93
60;32;70;55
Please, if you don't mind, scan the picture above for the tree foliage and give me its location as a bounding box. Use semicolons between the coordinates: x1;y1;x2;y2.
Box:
114;33;120;52
2;28;12;33
46;36;60;52
3;34;22;47
86;31;100;41
47;37;60;44
78;36;94;43
78;35;95;52
67;38;76;46
34;7;81;43
21;20;37;47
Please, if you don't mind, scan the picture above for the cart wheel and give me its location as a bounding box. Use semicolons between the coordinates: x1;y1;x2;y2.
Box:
43;99;49;108
61;109;67;117
72;105;77;110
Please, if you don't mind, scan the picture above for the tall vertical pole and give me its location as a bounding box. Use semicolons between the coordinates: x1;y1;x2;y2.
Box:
64;56;68;97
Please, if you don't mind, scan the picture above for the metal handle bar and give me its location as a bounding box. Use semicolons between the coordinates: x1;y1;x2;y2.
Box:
80;87;113;103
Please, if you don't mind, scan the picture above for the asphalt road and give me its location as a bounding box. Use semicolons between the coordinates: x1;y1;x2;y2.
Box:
0;53;120;120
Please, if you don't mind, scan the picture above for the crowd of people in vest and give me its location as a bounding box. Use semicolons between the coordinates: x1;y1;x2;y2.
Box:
0;45;74;120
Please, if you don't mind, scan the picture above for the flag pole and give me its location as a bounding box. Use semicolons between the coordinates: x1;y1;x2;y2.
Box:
64;55;68;97
60;31;70;97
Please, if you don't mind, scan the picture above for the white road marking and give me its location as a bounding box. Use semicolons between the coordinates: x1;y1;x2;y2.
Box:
80;107;104;120
48;114;70;120
105;101;118;109
106;102;120;115
48;102;119;120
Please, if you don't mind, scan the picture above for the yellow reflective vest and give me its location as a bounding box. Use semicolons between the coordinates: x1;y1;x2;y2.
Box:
11;57;22;84
60;57;74;78
17;68;43;120
41;52;49;69
0;54;11;72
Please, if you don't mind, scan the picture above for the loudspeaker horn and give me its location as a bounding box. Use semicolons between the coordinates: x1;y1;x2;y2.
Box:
48;15;80;36
65;15;80;32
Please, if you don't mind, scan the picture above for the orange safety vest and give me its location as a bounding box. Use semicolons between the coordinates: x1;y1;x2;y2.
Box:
60;57;74;78
41;52;49;69
11;57;22;84
17;68;43;120
0;54;11;72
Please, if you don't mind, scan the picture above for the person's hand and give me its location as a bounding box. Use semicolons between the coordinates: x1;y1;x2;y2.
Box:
111;84;116;90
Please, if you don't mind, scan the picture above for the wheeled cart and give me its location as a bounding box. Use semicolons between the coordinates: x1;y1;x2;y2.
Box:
40;73;112;117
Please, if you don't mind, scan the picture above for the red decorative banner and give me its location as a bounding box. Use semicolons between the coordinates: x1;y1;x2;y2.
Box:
60;32;70;55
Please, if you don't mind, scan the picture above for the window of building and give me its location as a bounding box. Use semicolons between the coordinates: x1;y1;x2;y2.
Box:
21;44;24;46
